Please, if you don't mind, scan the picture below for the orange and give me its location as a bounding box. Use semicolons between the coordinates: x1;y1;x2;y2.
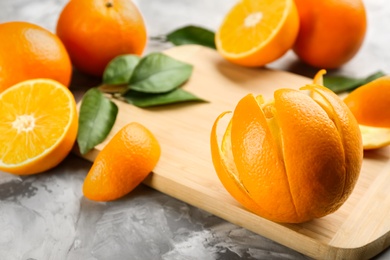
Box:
56;0;147;77
293;0;367;69
83;122;161;201
210;73;363;223
215;0;299;67
0;79;78;175
0;21;72;93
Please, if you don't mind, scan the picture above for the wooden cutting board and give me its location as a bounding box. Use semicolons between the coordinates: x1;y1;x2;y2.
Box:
78;45;390;259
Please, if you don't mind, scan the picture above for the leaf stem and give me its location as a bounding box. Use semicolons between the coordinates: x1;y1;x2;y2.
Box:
98;83;128;94
149;35;167;42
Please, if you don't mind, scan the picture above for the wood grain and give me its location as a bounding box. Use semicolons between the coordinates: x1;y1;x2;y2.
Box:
78;45;390;259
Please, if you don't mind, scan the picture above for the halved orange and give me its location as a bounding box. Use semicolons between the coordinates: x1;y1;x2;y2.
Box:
215;0;299;67
0;79;78;175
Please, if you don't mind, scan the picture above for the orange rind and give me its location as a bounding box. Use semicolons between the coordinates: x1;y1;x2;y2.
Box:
344;76;390;150
83;122;161;202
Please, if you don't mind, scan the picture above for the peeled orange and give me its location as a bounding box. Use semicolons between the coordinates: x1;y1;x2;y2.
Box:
0;79;78;175
210;74;363;223
215;0;299;67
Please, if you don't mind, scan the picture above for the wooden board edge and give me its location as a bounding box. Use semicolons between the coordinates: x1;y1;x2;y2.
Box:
142;171;390;260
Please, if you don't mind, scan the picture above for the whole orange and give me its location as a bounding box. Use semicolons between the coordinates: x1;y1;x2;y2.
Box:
0;21;72;93
56;0;147;77
211;74;363;223
293;0;367;69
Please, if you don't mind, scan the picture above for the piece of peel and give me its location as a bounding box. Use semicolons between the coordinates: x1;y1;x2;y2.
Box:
360;125;390;150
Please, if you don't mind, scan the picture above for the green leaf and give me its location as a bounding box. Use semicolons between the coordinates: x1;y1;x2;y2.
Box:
323;71;386;94
123;88;206;107
77;88;118;154
128;53;193;93
166;25;216;49
103;55;141;85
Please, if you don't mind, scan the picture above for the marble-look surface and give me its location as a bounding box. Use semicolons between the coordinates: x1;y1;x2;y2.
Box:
0;0;390;259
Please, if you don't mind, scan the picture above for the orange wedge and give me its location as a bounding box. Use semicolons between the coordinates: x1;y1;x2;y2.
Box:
83;122;161;202
215;0;299;67
0;79;78;175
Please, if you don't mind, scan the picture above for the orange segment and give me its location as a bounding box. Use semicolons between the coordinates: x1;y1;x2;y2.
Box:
215;0;299;67
0;79;78;175
83;122;161;202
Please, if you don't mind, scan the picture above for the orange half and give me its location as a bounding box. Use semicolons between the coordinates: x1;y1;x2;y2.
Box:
0;79;78;175
215;0;299;67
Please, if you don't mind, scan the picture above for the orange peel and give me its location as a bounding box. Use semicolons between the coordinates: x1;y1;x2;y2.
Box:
344;76;390;150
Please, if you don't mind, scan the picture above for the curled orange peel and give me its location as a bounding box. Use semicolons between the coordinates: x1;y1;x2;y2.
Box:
343;75;390;149
315;70;390;150
210;71;363;223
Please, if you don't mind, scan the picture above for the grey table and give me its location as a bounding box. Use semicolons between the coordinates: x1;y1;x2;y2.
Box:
1;0;390;259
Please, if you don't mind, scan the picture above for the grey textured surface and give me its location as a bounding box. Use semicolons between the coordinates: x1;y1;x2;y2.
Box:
0;0;390;259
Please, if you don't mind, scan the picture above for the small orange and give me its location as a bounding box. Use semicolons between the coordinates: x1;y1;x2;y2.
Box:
0;21;72;93
215;0;299;67
56;0;147;77
293;0;367;69
210;73;362;223
83;122;161;201
0;79;78;175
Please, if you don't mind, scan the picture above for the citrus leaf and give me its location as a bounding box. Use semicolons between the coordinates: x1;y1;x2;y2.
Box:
77;88;118;155
166;25;216;49
324;71;386;94
128;53;193;93
123;88;206;107
103;55;141;85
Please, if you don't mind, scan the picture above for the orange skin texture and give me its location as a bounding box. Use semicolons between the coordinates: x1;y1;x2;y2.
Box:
344;76;390;128
293;0;367;69
211;85;362;223
0;22;72;92
56;0;147;77
83;122;161;202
